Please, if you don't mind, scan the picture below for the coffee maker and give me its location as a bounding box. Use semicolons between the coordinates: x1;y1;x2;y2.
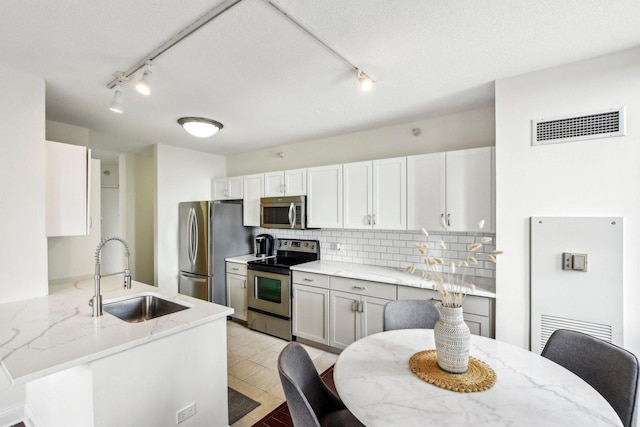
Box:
255;234;274;258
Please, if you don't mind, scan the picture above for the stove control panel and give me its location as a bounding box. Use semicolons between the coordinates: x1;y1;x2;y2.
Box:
278;239;319;254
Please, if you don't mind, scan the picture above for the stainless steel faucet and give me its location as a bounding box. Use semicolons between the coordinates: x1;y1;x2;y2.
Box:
91;236;132;317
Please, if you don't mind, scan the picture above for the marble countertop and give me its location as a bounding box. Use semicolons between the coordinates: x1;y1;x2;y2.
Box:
0;275;232;385
225;253;272;264
334;329;621;426
291;260;496;298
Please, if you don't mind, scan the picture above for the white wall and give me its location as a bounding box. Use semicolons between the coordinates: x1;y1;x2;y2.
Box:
495;47;640;356
226;107;495;175
154;144;226;292
0;64;47;425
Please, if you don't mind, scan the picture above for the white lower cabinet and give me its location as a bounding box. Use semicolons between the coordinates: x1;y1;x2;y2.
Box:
226;262;248;321
397;286;494;338
329;277;396;350
329;290;391;350
292;272;330;345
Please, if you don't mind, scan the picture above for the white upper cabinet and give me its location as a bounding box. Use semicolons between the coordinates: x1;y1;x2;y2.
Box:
213;176;243;200
343;158;406;230
243;173;264;226
46;141;91;237
407;152;446;231
445;147;494;232
264;168;306;197
407;147;494;232
307;164;343;228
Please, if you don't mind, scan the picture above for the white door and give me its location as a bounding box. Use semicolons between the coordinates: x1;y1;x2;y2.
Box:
227;176;244;199
372;157;406;230
212;178;228;200
361;295;391;338
227;272;247;321
407;153;446;231
307;164;342;228
284;169;307;196
445;147;494;232
243;174;264;226
330;290;360;349
264;171;285;197
292;284;330;345
343;161;372;229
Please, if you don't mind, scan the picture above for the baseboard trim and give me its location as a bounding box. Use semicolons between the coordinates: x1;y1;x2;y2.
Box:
0;403;23;427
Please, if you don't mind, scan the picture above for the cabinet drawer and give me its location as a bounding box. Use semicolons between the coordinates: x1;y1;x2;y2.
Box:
397;285;491;317
331;277;396;300
226;262;247;276
292;271;329;289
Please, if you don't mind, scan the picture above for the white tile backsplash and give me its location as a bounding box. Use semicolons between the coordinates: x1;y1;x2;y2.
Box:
255;227;497;279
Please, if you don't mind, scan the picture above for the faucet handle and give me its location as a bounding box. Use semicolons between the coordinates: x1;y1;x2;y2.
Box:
124;270;132;289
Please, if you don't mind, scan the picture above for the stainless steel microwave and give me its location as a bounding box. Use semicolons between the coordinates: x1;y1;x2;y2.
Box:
260;195;307;229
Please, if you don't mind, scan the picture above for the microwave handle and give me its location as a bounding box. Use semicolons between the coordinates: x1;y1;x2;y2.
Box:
288;202;295;228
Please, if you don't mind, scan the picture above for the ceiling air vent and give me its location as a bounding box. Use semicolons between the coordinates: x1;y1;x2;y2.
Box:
532;107;625;146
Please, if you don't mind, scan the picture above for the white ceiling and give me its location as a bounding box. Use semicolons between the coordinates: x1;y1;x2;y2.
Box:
1;0;639;159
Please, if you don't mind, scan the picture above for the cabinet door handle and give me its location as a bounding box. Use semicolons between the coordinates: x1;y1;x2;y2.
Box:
351;300;358;312
358;301;364;313
366;214;371;225
372;214;377;225
447;213;451;227
352;286;366;290
231;267;239;271
303;278;314;282
284;183;288;193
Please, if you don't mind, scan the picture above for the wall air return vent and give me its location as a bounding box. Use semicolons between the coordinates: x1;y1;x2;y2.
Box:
532;107;625;146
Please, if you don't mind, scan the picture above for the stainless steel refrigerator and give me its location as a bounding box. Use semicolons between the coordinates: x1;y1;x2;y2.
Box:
178;200;254;304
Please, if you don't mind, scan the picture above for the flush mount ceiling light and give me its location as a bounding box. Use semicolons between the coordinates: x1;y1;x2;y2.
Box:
178;117;224;138
135;60;153;95
109;82;124;114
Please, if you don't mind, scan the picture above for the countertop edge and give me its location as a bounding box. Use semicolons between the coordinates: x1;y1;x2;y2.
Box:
291;261;496;298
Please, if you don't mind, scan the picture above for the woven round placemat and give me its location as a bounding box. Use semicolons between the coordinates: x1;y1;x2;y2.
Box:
409;350;497;392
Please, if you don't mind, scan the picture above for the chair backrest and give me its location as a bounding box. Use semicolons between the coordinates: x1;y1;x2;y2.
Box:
542;329;639;427
383;299;440;331
277;342;343;427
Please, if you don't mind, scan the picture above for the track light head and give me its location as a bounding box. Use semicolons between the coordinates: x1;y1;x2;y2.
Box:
109;83;124;114
356;68;374;91
178;117;224;138
135;60;152;95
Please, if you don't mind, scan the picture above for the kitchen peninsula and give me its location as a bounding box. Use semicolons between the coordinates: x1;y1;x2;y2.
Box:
0;275;232;427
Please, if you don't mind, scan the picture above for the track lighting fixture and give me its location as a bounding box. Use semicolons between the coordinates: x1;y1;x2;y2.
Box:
178;117;224;138
356;69;374;91
135;60;153;95
109;83;124;114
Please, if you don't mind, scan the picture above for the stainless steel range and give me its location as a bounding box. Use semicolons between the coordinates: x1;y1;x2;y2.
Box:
247;238;320;341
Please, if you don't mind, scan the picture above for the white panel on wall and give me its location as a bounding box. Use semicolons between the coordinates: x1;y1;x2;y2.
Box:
530;217;623;354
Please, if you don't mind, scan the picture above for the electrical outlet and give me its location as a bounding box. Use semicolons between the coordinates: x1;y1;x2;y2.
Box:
176;402;196;424
336;243;343;252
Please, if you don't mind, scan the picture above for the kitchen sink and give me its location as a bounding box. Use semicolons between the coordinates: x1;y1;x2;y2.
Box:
103;294;190;323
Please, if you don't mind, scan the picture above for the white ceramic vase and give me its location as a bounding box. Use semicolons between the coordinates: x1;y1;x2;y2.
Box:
434;305;470;373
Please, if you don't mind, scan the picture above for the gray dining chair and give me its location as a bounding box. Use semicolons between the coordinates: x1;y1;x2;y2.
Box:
383;299;440;331
278;342;363;427
541;329;639;427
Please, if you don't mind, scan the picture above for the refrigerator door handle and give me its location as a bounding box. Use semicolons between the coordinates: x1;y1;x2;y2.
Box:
188;207;198;265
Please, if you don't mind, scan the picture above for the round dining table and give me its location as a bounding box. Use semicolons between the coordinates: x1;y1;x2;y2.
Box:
333;329;622;426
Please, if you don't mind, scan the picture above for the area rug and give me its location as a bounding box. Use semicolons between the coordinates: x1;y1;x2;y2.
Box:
229;387;261;425
252;365;335;427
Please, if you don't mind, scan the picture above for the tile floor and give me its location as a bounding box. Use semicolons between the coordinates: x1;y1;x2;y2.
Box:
227;320;338;427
